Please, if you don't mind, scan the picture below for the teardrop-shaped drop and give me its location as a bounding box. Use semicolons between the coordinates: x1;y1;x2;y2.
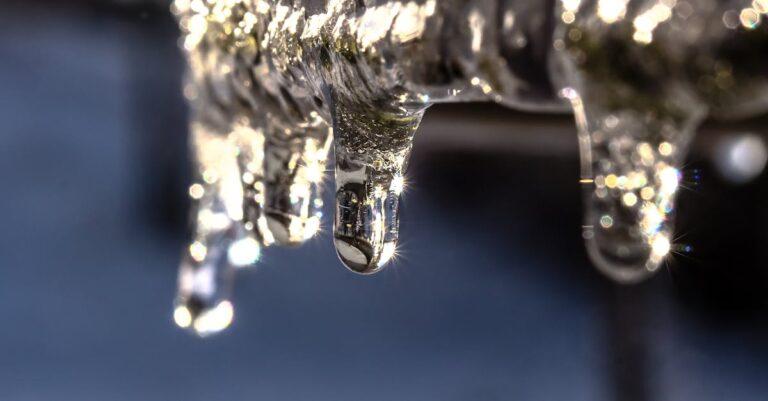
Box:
571;102;700;283
553;0;712;282
263;121;332;246
331;99;423;274
174;187;259;336
173;123;263;336
174;230;239;337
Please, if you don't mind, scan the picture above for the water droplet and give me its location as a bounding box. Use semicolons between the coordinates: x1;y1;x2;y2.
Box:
174;212;254;336
262;124;332;246
174;237;237;337
555;2;713;282
331;99;423;274
568;96;704;283
174;123;265;336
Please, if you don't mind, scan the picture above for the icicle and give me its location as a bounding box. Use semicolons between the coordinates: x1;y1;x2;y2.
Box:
174;123;262;336
555;0;708;283
565;88;704;282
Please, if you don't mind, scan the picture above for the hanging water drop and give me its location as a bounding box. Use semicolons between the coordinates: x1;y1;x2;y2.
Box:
173;122;263;336
262;121;332;246
174;230;240;337
576;106;702;282
331;99;423;274
556;0;708;282
174;184;252;336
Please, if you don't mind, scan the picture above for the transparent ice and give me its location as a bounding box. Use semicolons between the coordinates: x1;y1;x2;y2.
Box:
171;0;768;333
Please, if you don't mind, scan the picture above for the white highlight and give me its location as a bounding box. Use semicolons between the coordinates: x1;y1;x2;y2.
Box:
716;134;768;184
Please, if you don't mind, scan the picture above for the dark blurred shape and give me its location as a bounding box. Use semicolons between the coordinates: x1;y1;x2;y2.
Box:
674;156;768;312
117;0;191;232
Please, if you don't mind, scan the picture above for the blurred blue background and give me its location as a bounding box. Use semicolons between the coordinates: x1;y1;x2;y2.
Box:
1;1;768;400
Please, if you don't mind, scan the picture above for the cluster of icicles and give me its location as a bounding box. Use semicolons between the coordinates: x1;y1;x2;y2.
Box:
170;0;768;335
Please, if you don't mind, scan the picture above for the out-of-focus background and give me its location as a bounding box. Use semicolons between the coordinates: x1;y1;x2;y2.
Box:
2;1;768;400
